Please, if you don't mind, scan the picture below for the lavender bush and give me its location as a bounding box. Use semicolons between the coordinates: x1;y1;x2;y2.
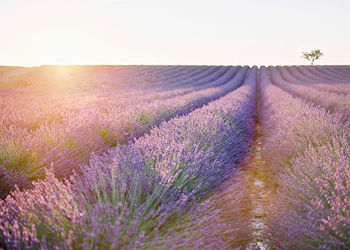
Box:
260;66;350;248
1;65;350;248
282;66;350;95
0;67;257;248
0;65;246;198
269;66;350;117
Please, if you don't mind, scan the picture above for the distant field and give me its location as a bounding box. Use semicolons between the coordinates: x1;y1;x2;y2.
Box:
0;65;349;249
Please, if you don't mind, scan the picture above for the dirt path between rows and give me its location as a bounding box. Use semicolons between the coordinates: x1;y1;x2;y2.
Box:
244;121;270;249
242;82;271;249
210;80;273;249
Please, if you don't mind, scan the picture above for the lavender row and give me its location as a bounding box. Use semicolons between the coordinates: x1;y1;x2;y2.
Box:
0;66;234;144
303;66;350;83
89;66;227;110
150;66;214;87
0;66;247;198
133;65;205;88
0;66;229;131
117;65;218;90
0;65;187;89
260;66;350;248
163;66;221;86
280;66;350;95
0;66;232;196
288;66;346;83
322;66;350;80
149;66;238;95
1;66;235;131
288;66;350;94
48;66;246;178
89;66;227;111
1;65;225;190
162;66;231;89
0;67;257;249
269;66;350;116
296;66;350;88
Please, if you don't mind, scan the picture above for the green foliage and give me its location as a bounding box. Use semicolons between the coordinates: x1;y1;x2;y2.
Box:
301;49;323;65
137;112;153;125
0;143;32;174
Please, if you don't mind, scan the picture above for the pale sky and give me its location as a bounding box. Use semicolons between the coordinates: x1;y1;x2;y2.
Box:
1;0;349;66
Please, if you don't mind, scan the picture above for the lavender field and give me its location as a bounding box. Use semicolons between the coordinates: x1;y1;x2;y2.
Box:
0;65;350;249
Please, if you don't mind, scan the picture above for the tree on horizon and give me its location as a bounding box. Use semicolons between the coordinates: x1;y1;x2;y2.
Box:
301;49;323;65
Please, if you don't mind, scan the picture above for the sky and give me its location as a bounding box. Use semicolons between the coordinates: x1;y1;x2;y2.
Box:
0;0;349;66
